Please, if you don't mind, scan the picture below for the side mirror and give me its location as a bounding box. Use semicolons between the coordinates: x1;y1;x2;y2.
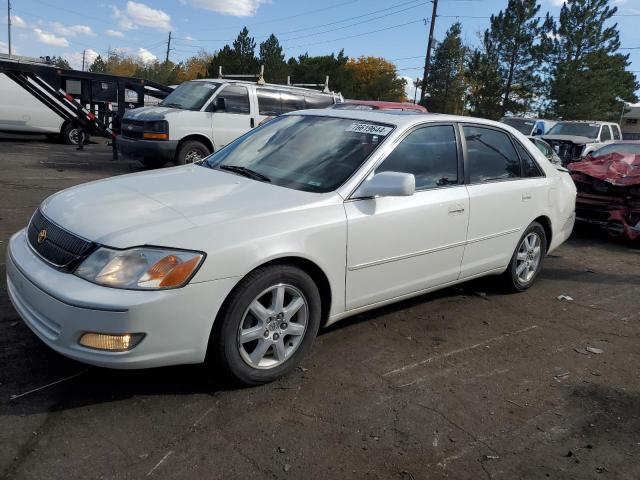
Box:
353;171;415;199
215;97;226;112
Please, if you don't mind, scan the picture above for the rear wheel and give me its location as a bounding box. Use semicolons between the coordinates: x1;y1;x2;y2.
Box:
211;264;321;385
175;140;210;165
61;123;89;145
502;222;547;292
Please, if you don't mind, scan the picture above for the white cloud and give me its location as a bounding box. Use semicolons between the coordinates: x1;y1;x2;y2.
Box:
185;35;196;41
105;29;124;38
50;22;96;37
549;0;565;6
67;48;99;70
402;75;421;103
188;0;268;17
11;15;27;28
33;28;69;47
137;47;157;63
113;2;172;31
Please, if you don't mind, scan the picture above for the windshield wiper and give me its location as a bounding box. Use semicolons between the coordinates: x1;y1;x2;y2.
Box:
219;165;271;183
161;102;184;108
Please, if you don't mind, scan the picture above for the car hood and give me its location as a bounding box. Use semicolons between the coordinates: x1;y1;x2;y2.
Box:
568;152;640;187
123;105;184;121
542;135;595;145
40;165;328;248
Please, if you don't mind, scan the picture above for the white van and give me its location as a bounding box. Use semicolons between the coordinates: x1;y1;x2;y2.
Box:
117;79;343;167
0;72;81;143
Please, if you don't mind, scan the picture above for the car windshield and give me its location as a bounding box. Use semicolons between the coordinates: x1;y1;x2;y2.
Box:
547;122;600;139
592;143;640;156
201;115;393;193
160;81;218;110
501;118;536;135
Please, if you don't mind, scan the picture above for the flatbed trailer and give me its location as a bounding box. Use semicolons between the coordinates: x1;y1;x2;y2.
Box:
0;56;173;159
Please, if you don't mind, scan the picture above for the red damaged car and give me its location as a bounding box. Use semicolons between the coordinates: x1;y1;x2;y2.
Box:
569;141;640;240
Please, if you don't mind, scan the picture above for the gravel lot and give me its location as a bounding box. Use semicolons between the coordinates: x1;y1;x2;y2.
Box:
1;136;639;480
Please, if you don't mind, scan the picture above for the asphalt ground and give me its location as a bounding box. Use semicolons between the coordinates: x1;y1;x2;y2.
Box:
0;135;639;479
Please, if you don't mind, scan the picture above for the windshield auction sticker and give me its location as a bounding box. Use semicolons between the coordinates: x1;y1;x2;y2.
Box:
347;123;393;136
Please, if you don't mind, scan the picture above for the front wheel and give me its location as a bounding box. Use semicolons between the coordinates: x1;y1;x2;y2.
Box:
211;265;321;385
175;140;210;165
502;222;547;292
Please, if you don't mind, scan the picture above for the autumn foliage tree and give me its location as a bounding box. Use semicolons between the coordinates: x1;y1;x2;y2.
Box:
343;56;406;101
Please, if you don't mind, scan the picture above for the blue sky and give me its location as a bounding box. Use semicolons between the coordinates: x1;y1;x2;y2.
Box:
2;0;639;98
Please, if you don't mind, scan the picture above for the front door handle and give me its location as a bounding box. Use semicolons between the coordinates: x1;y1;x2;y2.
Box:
250;118;255;128
448;204;465;215
522;193;532;201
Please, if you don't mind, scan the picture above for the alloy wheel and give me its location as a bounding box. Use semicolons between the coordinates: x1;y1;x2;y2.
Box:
515;232;542;284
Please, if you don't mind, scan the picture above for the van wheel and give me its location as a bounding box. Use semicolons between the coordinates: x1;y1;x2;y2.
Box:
61;124;89;145
211;264;321;386
502;222;547;292
176;140;210;165
139;157;166;169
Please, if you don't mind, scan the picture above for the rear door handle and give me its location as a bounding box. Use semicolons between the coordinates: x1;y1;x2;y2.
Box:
448;204;465;215
522;193;532;201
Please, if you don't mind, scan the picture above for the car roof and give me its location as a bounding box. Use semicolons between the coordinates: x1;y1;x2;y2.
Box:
189;78;336;96
554;120;618;125
288;109;510;129
339;100;428;111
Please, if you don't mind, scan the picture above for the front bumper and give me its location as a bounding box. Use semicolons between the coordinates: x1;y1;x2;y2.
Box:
116;136;178;163
6;230;238;369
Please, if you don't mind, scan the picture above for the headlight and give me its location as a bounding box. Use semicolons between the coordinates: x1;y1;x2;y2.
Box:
74;247;204;290
143;120;169;140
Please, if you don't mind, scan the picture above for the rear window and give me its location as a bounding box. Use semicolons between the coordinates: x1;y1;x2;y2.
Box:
465;125;521;183
257;89;283;116
500;118;535;135
305;95;334;109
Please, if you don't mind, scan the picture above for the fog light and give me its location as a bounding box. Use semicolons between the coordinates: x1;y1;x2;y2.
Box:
79;332;144;352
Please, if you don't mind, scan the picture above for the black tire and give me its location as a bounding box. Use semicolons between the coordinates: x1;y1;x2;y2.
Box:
501;221;547;292
139;157;167;169
211;264;322;386
175;140;210;165
61;123;89;145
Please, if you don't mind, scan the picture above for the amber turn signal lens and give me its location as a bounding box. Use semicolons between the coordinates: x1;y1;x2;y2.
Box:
159;256;202;287
142;132;169;140
79;332;144;351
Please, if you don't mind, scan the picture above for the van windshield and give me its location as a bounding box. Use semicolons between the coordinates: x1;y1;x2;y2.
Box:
547;122;600;139
201;115;393;193
160;81;218;110
501;118;535;135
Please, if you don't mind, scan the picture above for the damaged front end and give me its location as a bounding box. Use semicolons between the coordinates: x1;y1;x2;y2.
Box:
542;135;592;165
569;152;640;240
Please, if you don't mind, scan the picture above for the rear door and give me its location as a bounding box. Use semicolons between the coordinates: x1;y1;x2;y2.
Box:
209;84;252;149
345;123;469;309
460;124;540;278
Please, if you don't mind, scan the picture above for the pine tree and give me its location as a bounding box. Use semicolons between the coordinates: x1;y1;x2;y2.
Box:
232;27;258;74
485;0;544;116
466;39;504;119
423;22;467;114
88;55;107;73
259;34;288;84
547;0;638;119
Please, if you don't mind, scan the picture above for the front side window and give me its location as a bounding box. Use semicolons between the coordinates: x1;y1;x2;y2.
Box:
465;125;521;183
612;125;622;140
257;89;283;116
160;81;218;111
218;85;250;114
376;125;458;189
202;115;392;193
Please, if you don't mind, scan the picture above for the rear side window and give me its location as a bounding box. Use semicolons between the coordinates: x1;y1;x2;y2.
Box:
516;141;544;177
305;95;334;109
600;125;612;141
280;92;305;113
376;125;458;189
219;85;250;114
257;89;283;116
464;126;521;183
612;125;622;140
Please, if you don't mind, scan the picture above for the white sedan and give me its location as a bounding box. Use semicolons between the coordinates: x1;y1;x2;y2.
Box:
6;110;576;385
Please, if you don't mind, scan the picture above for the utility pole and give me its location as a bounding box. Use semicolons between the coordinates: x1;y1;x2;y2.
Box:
82;49;86;71
419;0;438;104
7;0;12;58
165;31;172;63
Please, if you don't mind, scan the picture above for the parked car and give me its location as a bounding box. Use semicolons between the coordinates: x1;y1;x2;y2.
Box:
542;120;622;165
0;72;81;144
329;100;427;112
117;79;342;167
7;110;576;385
568;141;640;240
500;117;556;136
528;136;562;165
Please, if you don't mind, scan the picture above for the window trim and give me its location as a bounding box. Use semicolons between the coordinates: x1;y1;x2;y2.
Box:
458;122;529;185
347;122;464;200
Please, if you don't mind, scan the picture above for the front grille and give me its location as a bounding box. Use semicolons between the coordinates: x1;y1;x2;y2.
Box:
27;209;95;271
121;119;145;139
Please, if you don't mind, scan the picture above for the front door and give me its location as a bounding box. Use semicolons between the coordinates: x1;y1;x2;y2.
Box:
345;124;469;310
210;84;253;149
